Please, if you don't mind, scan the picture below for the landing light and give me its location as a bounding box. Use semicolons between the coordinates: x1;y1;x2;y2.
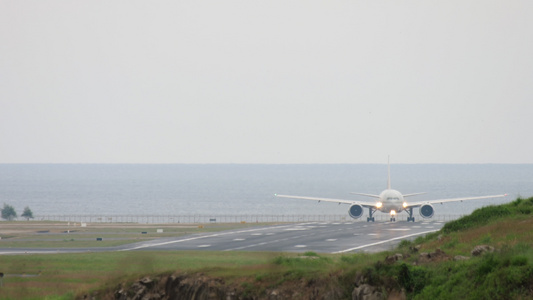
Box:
376;202;383;208
403;202;408;208
390;210;396;215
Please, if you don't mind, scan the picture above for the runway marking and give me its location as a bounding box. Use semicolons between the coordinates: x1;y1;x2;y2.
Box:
368;233;378;236
413;226;421;228
251;233;263;236
223;234;314;251
119;224;297;251
388;228;411;231
233;238;246;241
425;226;434;229
333;230;439;254
294;245;307;248
326;239;337;242
266;233;275;235
284;227;309;231
197;245;211;248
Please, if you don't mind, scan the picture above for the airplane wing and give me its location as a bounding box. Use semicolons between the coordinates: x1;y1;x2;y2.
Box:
274;194;377;208
405;194;508;208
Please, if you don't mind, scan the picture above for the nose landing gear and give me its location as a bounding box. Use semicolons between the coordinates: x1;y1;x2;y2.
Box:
389;210;397;222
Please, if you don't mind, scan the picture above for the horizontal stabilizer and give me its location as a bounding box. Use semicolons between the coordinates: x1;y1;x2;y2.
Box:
349;192;381;198
403;192;426;197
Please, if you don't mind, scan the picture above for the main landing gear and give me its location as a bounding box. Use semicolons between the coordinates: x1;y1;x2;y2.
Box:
406;207;415;222
367;207;376;222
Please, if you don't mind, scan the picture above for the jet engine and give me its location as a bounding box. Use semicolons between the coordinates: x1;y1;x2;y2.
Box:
348;204;364;219
419;204;434;218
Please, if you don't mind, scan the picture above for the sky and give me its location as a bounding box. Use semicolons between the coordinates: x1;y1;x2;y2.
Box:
1;1;532;164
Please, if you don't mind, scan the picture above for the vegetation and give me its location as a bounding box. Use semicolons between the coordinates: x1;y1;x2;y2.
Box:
1;203;17;221
0;197;532;299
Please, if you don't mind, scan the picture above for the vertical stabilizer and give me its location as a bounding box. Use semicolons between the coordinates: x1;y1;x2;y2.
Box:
387;156;391;189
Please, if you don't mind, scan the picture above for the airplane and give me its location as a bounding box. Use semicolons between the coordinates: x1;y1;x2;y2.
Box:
274;159;507;222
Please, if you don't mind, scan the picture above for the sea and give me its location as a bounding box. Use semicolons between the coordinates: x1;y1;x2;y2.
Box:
0;164;532;219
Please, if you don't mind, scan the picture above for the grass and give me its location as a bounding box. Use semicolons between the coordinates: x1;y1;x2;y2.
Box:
0;251;275;299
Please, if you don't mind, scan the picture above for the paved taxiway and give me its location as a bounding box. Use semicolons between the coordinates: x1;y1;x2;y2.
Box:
0;221;444;255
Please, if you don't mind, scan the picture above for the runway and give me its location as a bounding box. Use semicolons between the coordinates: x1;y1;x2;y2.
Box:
0;220;444;255
120;220;444;254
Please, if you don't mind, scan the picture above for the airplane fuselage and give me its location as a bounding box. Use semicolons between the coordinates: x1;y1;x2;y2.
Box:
378;189;405;214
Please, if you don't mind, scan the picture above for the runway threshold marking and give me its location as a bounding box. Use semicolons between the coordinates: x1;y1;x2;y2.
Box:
333;230;439;254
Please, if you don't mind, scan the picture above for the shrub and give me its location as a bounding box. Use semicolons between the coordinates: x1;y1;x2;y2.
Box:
397;263;427;294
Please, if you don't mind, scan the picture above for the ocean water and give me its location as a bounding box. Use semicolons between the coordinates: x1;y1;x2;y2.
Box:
0;164;532;218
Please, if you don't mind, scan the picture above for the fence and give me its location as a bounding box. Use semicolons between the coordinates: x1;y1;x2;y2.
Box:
32;214;465;224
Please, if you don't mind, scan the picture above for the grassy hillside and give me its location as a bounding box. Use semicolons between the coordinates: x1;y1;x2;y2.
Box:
1;197;532;299
390;196;533;299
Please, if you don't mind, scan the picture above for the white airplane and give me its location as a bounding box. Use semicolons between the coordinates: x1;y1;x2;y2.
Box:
275;159;507;222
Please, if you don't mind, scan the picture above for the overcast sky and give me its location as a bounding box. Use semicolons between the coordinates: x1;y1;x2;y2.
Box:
1;1;532;164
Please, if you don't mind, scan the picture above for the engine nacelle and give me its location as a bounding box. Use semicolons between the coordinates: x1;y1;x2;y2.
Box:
419;204;434;218
348;204;364;219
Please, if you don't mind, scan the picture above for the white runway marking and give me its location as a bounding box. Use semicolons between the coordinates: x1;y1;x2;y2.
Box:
326;239;337;242
368;233;378;236
333;230;439;254
197;245;211;248
223;234;314;251
251;233;263;236
119;224;296;251
284;227;309;231
425;226;434;229
388;228;411;231
294;245;307;248
413;226;421;228
233;238;246;241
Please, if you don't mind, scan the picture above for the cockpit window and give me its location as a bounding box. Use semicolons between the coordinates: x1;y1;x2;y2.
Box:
387;197;400;201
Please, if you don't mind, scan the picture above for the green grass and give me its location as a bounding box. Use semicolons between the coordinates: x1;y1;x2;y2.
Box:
0;251;275;299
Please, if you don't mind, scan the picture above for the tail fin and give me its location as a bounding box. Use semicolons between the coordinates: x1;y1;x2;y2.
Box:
387;156;391;190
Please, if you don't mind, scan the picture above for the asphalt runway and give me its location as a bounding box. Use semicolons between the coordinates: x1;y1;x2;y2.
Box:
120;220;445;254
0;220;444;255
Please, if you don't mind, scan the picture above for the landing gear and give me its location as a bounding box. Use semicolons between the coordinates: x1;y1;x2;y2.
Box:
367;208;376;222
406;207;415;222
390;217;396;222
